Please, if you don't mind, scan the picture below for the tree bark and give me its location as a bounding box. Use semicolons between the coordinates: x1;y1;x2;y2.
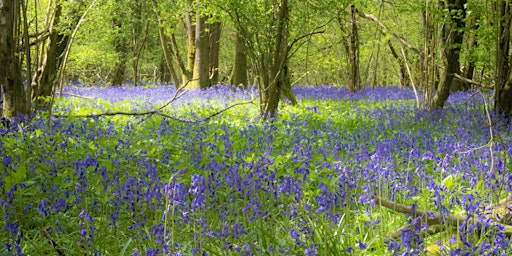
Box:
110;1;128;87
32;1;70;108
387;40;409;86
190;1;211;89
183;0;195;86
495;1;512;117
231;32;248;86
151;0;180;86
432;0;467;108
209;22;222;85
347;4;360;92
260;0;289;120
1;0;28;118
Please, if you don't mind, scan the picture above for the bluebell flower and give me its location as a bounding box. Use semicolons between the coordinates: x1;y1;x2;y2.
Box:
304;248;318;256
37;198;50;217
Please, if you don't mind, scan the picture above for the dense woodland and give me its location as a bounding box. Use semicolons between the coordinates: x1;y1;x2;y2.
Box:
3;1;512;255
0;0;512;120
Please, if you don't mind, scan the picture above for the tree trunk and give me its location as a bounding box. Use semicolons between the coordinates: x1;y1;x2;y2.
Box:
110;3;128;87
183;0;195;87
279;63;297;105
231;32;248;86
110;41;128;87
432;0;466;108
209;22;222;85
495;1;512;116
387;40;409;86
347;4;360;92
32;1;68;108
131;0;144;86
190;1;211;90
260;0;289;120
152;4;180;87
1;0;28;118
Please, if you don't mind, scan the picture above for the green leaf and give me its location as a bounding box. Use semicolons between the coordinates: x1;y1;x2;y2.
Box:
5;162;27;192
119;238;132;256
442;175;454;189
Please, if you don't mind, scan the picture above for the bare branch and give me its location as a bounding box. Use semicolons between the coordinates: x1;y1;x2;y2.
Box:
453;73;492;88
52;89;257;124
40;227;67;256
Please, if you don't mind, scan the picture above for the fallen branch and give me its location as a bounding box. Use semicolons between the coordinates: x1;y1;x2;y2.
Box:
375;196;465;226
53;98;257;124
40;227;67;256
375;195;512;231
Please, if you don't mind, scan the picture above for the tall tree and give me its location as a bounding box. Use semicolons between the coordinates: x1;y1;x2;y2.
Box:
1;0;28;118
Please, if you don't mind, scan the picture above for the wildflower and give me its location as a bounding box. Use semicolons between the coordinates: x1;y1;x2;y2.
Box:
304;248;318;256
38;198;50;217
358;240;367;250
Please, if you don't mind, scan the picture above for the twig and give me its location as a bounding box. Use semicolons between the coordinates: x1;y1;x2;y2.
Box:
40;227;67;256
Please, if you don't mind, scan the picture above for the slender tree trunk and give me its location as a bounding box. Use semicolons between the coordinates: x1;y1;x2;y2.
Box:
462;20;478;90
110;2;128;87
495;0;512;116
183;0;195;86
387;40;410;86
347;4;360;92
151;0;180;87
432;0;466;108
131;0;143;86
1;0;28;118
209;22;222;85
190;1;211;89
231;32;248;86
32;1;69;108
338;5;360;92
